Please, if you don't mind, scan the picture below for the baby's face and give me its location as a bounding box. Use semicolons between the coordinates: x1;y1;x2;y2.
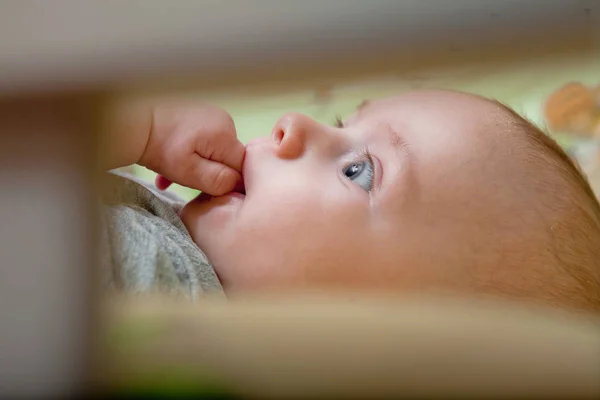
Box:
182;90;524;295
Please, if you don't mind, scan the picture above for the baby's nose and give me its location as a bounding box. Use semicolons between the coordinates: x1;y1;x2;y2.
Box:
271;112;312;159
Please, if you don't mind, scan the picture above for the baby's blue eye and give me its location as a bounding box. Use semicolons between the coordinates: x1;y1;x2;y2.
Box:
343;160;374;192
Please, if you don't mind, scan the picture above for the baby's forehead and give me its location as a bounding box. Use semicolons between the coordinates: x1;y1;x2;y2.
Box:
347;91;523;150
348;90;508;124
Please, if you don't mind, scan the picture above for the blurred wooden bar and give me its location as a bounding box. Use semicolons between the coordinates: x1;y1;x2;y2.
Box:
103;295;600;399
0;1;597;96
0;0;598;397
0;93;103;397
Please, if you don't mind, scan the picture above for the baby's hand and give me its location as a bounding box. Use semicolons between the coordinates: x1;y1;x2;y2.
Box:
138;102;245;196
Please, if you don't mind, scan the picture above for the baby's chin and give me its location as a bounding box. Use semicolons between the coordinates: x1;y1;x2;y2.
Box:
180;191;245;249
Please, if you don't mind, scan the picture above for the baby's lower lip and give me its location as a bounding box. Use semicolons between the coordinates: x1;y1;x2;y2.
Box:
227;192;246;200
194;191;245;204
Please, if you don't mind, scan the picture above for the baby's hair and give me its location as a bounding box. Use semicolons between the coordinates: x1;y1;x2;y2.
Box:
495;101;600;312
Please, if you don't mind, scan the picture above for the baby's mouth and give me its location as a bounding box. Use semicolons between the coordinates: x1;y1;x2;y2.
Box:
232;179;246;196
202;179;246;201
226;178;246;200
194;178;246;203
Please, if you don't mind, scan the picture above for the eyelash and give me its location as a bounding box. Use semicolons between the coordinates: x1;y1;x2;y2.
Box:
352;148;375;193
332;114;376;192
357;148;374;169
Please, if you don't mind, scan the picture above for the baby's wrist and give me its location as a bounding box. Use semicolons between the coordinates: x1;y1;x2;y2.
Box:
99;98;153;170
136;105;158;169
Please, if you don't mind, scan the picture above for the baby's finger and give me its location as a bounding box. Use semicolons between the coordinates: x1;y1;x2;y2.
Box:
187;154;242;196
155;175;173;191
205;138;246;173
224;139;246;173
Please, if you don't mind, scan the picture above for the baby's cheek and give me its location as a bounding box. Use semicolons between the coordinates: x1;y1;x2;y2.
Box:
231;200;370;290
179;199;231;254
223;205;313;286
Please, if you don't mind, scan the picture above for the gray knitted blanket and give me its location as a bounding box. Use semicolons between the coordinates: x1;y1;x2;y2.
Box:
98;172;224;300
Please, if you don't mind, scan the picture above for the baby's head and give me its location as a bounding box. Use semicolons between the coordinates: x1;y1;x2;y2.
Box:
181;90;600;312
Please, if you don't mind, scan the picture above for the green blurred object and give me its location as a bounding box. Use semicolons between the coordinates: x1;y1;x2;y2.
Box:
105;314;234;398
109;368;235;399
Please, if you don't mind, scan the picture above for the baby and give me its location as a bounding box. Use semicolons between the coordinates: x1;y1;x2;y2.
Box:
100;90;600;313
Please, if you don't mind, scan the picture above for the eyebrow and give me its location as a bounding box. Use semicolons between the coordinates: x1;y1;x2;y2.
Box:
381;122;405;150
376;121;413;207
